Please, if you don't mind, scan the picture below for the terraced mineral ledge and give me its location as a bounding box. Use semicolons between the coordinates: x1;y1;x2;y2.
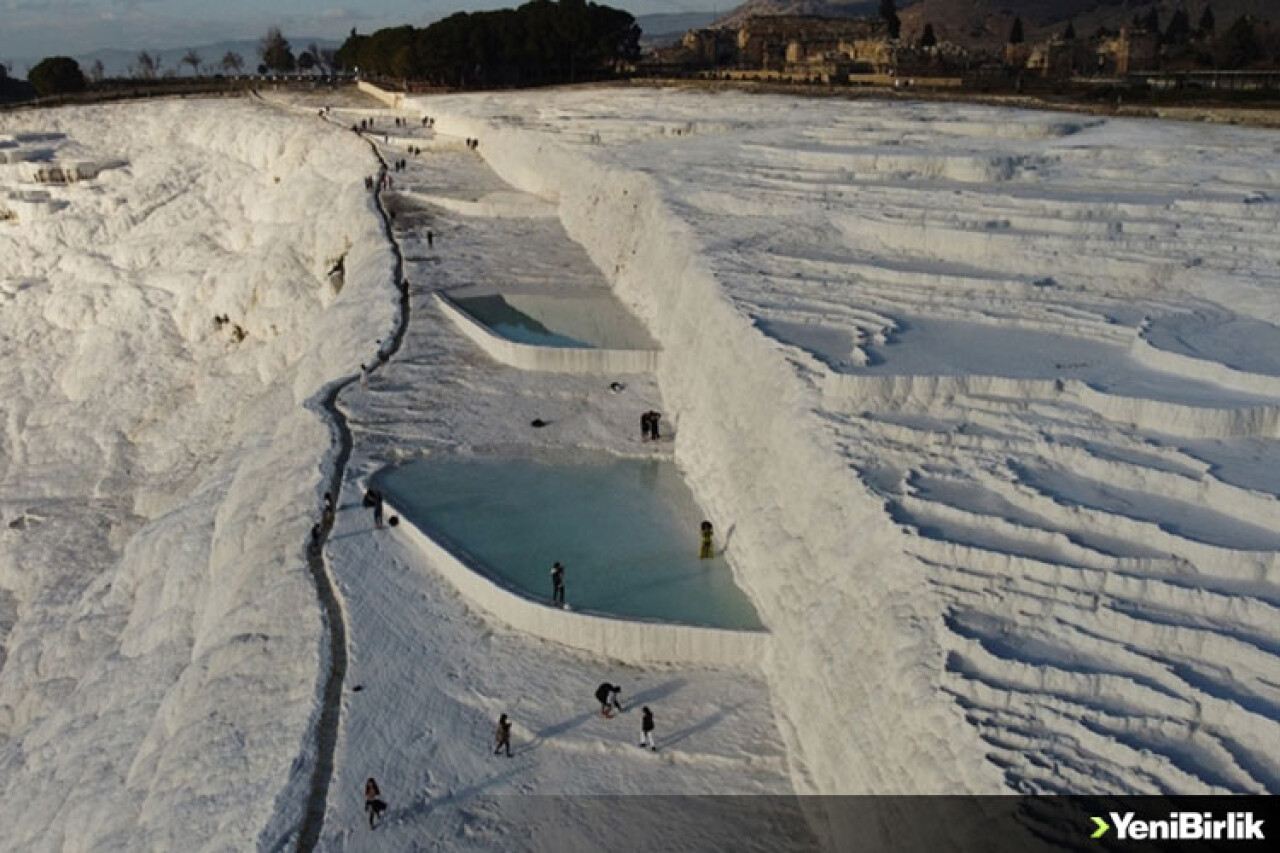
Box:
0;86;1277;850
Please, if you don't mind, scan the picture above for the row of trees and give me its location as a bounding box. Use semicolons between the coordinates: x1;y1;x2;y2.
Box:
887;3;1280;71
11;1;635;97
1006;5;1220;46
126;30;338;79
10;26;330;98
335;0;639;87
1000;6;1280;70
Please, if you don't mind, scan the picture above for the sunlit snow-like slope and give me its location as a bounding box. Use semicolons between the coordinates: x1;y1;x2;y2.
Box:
414;89;1280;796
0;100;394;849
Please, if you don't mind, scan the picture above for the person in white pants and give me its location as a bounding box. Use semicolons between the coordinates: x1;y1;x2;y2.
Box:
639;706;656;751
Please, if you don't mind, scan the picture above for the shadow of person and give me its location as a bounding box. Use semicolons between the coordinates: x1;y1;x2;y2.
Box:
627;678;688;708
720;523;736;555
537;709;596;739
391;766;526;825
660;700;747;750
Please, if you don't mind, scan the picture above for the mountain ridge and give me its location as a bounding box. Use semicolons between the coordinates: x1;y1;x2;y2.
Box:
708;0;1275;50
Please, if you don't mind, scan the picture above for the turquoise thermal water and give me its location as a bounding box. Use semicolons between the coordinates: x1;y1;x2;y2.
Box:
452;295;591;348
376;455;764;631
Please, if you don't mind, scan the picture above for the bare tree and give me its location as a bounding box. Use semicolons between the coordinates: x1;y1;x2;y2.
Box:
135;51;159;79
306;41;327;74
181;48;202;76
88;58;105;81
220;50;245;75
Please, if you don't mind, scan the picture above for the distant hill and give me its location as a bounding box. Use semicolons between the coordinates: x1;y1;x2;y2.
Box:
714;0;887;30
637;12;721;46
706;0;1275;51
898;1;1278;48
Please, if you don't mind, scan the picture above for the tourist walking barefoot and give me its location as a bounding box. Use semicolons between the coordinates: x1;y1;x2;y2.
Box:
494;713;513;757
364;778;387;829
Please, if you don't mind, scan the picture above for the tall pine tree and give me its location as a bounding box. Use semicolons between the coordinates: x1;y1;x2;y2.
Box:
1198;6;1216;37
879;0;901;40
1165;7;1192;45
1008;17;1025;45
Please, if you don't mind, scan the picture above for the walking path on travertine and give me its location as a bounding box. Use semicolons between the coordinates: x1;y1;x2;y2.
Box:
309;99;802;851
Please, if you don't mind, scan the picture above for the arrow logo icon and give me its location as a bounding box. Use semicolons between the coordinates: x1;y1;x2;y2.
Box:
1091;816;1110;839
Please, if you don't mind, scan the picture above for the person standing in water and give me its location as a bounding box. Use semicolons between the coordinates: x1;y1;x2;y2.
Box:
699;520;715;559
551;561;565;607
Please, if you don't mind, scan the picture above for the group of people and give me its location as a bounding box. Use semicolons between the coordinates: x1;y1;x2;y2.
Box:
366;690;658;830
640;410;662;441
325;103;675;833
311;479;396;554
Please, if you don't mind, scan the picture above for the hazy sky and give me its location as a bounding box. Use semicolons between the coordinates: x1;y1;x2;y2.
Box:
1;0;726;62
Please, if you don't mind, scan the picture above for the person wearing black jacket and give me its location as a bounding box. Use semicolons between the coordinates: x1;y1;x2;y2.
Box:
639;706;656;751
551;561;565;607
595;682;623;717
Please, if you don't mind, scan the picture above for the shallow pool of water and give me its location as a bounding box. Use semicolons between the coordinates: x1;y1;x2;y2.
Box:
452;294;591;348
375;454;764;631
449;286;657;351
